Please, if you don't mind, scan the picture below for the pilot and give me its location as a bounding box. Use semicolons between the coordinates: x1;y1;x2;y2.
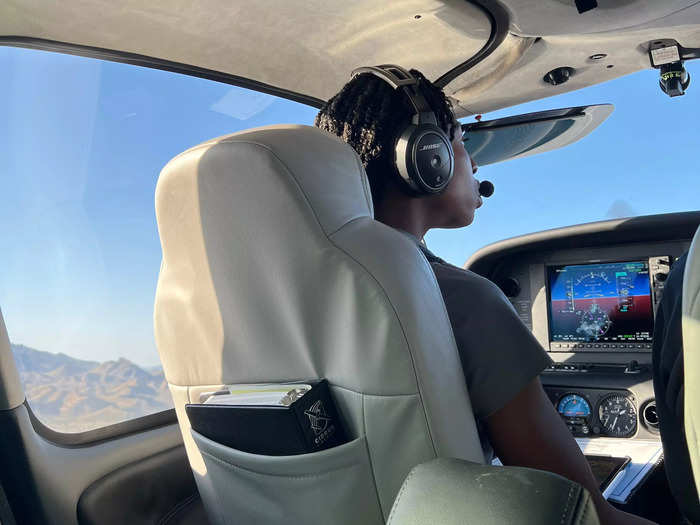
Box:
315;69;654;525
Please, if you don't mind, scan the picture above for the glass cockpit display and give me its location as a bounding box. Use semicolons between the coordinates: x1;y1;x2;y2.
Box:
547;261;653;343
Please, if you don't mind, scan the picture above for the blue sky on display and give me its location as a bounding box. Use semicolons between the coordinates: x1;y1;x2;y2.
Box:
1;46;698;366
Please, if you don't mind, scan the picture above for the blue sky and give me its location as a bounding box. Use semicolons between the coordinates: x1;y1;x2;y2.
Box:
1;46;698;367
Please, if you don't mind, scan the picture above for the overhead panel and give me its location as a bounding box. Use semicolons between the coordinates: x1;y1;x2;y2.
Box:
446;1;700;115
500;0;700;37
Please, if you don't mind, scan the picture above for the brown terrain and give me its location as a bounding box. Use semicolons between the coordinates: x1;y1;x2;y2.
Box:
11;343;173;433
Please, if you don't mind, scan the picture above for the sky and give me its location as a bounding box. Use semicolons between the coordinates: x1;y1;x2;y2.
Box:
0;46;698;367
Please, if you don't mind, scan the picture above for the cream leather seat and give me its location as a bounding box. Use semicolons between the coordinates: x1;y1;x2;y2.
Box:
154;125;485;525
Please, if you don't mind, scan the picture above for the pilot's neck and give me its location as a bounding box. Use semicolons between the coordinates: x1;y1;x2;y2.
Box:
374;193;430;242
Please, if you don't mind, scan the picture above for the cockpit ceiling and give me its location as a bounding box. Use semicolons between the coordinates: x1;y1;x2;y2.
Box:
0;0;490;106
3;1;700;115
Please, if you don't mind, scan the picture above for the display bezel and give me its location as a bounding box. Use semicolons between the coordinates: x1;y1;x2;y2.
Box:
545;259;655;352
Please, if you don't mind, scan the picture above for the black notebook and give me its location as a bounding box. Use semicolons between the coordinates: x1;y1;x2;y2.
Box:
186;379;348;456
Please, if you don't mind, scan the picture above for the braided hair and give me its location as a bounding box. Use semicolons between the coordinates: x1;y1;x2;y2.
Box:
314;69;456;205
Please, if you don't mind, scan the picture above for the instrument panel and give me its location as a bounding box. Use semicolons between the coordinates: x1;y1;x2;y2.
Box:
465;212;699;442
476;239;691;364
547;387;639;438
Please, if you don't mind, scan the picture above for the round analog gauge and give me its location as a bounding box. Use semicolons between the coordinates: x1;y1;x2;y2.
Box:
598;394;637;437
557;394;591;419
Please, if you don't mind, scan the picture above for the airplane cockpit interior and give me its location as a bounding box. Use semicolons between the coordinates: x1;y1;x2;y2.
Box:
0;1;699;525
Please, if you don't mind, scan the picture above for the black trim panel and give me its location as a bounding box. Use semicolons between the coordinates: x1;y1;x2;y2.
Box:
0;477;18;525
77;445;209;525
0;407;49;525
25;401;177;448
0;36;325;109
434;0;510;88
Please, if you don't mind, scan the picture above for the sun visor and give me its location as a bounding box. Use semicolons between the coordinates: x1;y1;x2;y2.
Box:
462;104;613;166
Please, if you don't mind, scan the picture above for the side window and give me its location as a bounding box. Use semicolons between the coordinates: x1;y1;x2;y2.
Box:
0;46;317;433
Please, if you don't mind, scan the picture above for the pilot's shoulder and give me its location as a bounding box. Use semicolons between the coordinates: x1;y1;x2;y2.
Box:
430;261;505;300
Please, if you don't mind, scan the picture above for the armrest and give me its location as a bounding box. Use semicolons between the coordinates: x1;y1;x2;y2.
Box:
387;458;599;525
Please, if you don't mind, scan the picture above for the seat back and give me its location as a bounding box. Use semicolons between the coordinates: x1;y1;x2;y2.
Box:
683;226;700;494
154;125;484;524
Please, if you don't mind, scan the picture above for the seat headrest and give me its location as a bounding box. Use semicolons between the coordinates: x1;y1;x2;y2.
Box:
168;125;374;234
155;125;377;385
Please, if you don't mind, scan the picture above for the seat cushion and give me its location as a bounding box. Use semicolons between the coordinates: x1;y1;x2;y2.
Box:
387;458;599;525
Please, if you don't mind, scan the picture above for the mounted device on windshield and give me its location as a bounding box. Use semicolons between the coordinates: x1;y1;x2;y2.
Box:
648;39;700;97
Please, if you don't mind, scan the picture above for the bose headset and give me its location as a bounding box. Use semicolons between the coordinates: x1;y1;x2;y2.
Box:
351;64;455;195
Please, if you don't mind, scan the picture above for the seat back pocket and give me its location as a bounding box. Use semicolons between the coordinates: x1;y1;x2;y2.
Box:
192;430;384;525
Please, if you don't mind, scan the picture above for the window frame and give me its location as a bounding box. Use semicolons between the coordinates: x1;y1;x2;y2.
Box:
24;401;177;447
0;37;325;108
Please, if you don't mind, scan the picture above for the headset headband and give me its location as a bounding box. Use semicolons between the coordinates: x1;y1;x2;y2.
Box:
350;65;437;126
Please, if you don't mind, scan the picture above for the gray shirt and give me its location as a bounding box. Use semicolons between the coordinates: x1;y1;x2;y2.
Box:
418;244;552;420
403;237;552;460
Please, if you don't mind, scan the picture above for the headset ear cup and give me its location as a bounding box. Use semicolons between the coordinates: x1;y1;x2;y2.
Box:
354;65;453;195
395;124;421;194
396;124;454;195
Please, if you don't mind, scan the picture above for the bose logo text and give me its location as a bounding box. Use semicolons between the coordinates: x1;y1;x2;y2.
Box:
419;143;441;151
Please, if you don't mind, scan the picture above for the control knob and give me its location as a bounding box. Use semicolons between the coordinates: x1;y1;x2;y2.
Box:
497;277;521;298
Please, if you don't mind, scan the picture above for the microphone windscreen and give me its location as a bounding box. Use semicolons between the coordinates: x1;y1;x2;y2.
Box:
479;180;495;198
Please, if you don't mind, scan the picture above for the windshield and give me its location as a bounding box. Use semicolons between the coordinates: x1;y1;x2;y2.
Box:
0;47;318;431
425;61;700;265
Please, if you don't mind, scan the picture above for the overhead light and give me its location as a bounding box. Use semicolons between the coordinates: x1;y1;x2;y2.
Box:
543;67;575;86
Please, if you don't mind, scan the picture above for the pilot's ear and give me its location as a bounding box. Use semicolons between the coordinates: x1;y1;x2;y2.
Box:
451;119;461;140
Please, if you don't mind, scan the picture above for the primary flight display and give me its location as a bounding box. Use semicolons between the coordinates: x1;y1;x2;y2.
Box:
547;261;654;344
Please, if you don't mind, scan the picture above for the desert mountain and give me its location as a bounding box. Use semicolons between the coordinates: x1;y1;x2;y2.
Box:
11;344;173;433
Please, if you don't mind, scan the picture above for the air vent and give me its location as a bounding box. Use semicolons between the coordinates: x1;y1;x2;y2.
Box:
642;401;659;430
497;277;521;298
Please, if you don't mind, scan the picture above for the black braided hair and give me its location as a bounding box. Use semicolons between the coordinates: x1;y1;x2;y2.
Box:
314;69;456;205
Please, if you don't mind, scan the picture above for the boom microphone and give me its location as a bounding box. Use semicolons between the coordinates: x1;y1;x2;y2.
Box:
478;180;494;198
